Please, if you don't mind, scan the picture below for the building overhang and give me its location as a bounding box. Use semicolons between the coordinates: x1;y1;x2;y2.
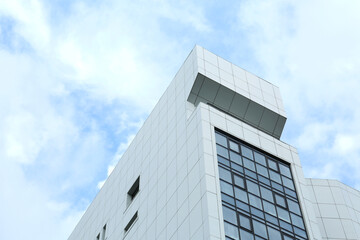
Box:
184;46;287;139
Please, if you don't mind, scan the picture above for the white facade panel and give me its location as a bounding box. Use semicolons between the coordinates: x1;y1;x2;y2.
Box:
307;179;360;240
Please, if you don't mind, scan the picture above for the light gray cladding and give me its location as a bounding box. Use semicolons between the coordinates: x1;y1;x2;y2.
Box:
306;179;360;239
186;46;287;139
188;74;286;139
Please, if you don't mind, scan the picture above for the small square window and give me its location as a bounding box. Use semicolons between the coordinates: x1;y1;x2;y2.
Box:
241;145;253;160
223;206;237;223
252;220;267;238
239;214;252;230
229;140;239;152
230;151;242;165
246;180;260;196
217;144;229;158
215;132;228;147
287;199;301;215
220;180;234;197
263;201;276;216
254;152;266;165
267;226;281;240
279;164;292;178
224;222;239;239
219;167;232;183
249;194;262;210
274;194;286;208
277;207;290;222
234;187;248;203
127;177;140;207
234;174;245;189
243;158;255;171
267;159;278;171
260;186;273;203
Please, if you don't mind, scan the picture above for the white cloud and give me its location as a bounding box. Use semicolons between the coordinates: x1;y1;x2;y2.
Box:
237;0;360;188
97;165;116;189
0;1;213;238
0;158;83;240
295;122;333;152
333;134;359;154
97;133;136;189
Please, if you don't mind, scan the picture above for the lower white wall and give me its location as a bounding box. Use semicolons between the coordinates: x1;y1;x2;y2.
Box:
306;178;360;240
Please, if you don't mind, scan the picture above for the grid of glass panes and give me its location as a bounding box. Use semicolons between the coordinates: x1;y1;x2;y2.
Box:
215;130;308;240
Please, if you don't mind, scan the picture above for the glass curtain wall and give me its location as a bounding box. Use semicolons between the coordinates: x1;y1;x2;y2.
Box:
215;130;308;240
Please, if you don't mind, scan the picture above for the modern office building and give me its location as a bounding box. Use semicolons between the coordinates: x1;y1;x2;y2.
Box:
68;46;360;240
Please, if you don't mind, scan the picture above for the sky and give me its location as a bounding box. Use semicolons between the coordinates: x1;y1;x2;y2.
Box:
1;0;360;239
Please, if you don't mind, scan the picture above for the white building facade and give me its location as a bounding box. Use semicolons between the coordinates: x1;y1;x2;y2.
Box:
68;46;360;240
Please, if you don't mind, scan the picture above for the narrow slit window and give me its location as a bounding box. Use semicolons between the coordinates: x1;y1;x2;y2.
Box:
124;211;138;234
127;176;140;207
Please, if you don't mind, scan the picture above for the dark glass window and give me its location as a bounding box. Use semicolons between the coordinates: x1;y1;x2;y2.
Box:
279;164;291;178
258;176;270;186
282;176;295;190
223;206;237;223
294;227;307;238
267;226;281;240
224;222;239;240
230;151;243;165
215;132;228;147
240;229;254;240
231;162;244;174
241;145;253;160
217;145;229;158
252;220;267;238
215;130;308;240
263;201;276;216
256;164;268;177
277;207;290;222
254;152;266;165
275;194;286;208
222;193;235;205
234;175;245;189
239;214;252;230
290;213;305;228
229;140;240;152
287;199;301;215
218;155;230;167
127;177;140;207
247;180;260;196
268;159;278;171
283;235;295;240
235;187;248;203
249;194;262;210
219;167;232;183
265;214;278;225
221;180;234;197
124;211;138;234
251;207;264;219
243;158;256;171
237;200;250;212
260;186;273;203
269;170;281;183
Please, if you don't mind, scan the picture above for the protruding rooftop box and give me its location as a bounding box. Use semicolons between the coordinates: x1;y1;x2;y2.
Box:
185;46;287;139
